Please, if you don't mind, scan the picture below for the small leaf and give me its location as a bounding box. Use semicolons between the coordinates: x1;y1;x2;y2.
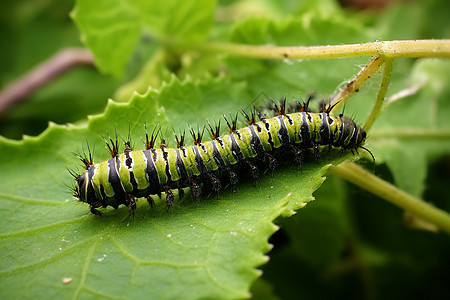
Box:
71;0;215;76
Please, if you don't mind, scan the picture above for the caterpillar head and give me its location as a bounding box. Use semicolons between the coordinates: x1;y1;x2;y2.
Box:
71;169;97;205
74;171;87;202
339;116;374;166
354;123;367;149
69;166;104;217
339;116;367;149
69;148;98;204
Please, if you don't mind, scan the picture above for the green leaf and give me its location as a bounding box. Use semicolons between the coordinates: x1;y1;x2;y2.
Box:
370;59;450;197
278;175;350;266
71;0;216;77
225;15;373;100
3;0;450;299
0;76;353;299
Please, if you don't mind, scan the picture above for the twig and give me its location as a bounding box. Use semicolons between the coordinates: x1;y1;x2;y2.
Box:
329;161;450;234
330;56;384;114
164;39;450;60
363;57;394;131
0;48;94;114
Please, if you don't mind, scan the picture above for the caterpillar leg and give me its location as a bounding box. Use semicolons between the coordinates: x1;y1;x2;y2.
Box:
312;143;321;161
291;145;304;169
166;189;175;211
266;153;278;172
227;168;239;193
178;187;185;201
146;195;156;208
90;205;102;217
210;173;222;194
247;161;260;180
190;180;202;204
129;195;136;217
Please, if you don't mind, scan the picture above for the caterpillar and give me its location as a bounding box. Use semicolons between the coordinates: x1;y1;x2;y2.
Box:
70;96;370;217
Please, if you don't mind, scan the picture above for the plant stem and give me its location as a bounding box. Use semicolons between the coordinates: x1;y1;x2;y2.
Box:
363;57;394;131
164;39;450;60
329;162;450;234
0;48;94;114
370;128;450;139
330;56;384;114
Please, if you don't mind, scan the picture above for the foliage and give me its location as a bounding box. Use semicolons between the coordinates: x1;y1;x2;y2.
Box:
0;0;449;299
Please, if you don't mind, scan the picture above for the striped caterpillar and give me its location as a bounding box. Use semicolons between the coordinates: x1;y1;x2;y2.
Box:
70;97;369;217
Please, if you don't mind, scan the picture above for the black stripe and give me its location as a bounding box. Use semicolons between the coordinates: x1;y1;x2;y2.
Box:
100;185;107;201
87;165;96;186
175;148;189;183
162;148;172;183
124;150;138;192
300;112;311;147
229;133;245;161
192;145;208;174
262;119;274;148
87;166;97;202
286;114;294;126
108;157;126;201
319;113;330;145
338;121;346;145
277;115;289;145
216;137;231;165
248;125;265;159
129;172;138;192
210;140;226;168
125;149;132;169
347;126;359;148
143;150;161;194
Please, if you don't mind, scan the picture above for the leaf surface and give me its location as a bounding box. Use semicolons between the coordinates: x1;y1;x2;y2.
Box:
71;0;215;76
0;76;352;299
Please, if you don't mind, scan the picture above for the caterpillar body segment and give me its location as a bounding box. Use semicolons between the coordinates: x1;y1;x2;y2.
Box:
73;104;367;216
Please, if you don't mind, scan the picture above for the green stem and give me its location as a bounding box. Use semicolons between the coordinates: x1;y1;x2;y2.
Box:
164;39;450;60
370;128;450;139
330;56;384;114
364;57;394;131
329;162;450;234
